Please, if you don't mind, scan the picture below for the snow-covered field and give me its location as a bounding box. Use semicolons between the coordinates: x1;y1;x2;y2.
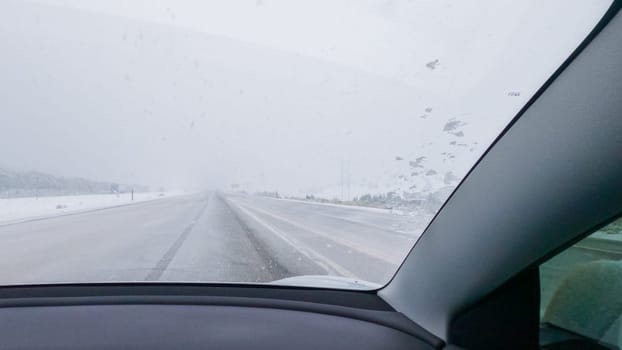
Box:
0;192;180;224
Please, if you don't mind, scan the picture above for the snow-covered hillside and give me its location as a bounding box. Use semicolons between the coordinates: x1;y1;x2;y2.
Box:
301;113;482;215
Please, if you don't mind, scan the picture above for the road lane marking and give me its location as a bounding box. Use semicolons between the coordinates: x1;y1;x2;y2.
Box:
251;195;392;214
221;196;292;280
309;212;419;238
239;195;419;237
226;199;356;278
232;199;398;264
144;196;210;281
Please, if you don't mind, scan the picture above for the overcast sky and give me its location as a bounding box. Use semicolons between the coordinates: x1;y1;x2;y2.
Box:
0;0;610;194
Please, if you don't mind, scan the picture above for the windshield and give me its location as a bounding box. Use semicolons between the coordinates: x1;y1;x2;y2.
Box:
0;0;612;289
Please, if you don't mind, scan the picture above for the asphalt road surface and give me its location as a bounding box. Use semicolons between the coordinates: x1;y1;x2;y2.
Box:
0;193;422;286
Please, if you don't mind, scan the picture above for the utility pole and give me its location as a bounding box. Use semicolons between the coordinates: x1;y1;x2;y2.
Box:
340;160;352;201
340;161;344;201
347;161;351;201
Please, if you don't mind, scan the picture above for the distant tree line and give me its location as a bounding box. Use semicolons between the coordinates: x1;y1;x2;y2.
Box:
0;168;148;198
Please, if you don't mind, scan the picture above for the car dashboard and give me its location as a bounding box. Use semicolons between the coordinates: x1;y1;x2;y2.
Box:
0;284;443;350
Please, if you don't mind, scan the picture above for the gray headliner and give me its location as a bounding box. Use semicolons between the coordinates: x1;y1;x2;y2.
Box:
380;8;622;339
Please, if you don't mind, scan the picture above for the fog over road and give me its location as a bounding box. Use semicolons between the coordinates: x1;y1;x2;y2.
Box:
0;193;422;286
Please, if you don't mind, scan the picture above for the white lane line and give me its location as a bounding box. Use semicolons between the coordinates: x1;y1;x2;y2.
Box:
251;195;392;214
234;195;421;238
310;212;419;238
233;199;398;264
226;199;356;278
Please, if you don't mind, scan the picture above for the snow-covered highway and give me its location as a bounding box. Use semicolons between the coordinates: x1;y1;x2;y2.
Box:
0;193;423;286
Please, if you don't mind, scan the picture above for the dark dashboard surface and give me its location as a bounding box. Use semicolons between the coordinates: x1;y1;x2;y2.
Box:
0;304;432;350
0;284;442;350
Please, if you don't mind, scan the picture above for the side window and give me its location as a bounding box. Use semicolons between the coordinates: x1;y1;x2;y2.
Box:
540;218;622;348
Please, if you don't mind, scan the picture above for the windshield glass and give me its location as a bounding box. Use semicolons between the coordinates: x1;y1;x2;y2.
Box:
0;0;612;289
